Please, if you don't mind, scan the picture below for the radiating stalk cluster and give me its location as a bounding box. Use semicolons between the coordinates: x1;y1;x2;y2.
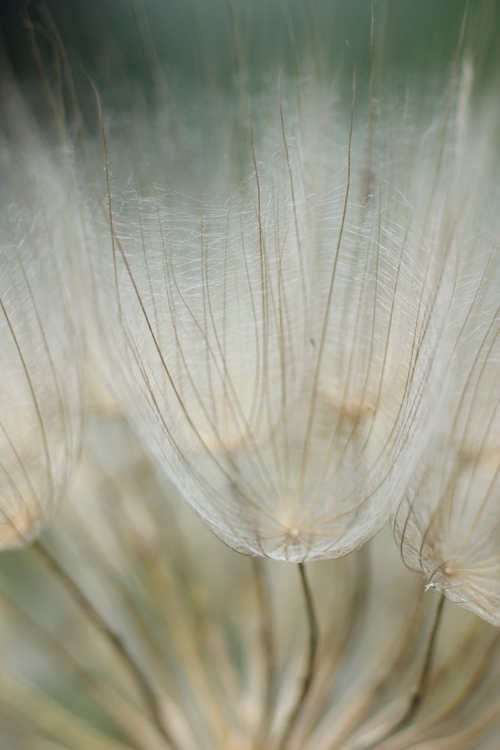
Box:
3;414;500;750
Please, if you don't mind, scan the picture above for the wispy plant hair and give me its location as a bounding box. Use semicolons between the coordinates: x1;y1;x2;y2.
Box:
0;84;85;548
85;78;457;562
394;88;500;626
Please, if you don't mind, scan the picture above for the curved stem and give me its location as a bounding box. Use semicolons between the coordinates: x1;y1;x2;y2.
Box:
277;562;319;750
32;539;178;750
252;557;278;749
363;593;446;750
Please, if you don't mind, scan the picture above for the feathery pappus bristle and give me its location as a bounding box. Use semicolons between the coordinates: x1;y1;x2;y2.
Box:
83;79;462;563
0;88;85;549
2;2;500;749
391;83;500;626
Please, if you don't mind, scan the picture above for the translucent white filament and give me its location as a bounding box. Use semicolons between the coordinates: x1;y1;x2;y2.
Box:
0;126;84;548
89;88;455;561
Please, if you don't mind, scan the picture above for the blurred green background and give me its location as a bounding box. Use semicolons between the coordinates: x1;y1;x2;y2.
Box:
1;0;499;88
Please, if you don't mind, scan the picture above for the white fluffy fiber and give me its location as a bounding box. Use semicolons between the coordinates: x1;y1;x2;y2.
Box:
86;82;468;562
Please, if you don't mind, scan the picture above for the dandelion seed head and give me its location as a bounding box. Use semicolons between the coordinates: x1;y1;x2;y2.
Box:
4;2;500;747
394;134;500;624
84;81;459;562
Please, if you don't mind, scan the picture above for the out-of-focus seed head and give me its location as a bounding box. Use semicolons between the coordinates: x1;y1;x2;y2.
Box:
0;86;85;548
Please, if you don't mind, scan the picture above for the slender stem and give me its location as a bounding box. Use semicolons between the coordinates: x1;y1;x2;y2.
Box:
31;539;178;750
364;593;446;750
251;557;277;749
277;562;319;750
405;594;446;721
